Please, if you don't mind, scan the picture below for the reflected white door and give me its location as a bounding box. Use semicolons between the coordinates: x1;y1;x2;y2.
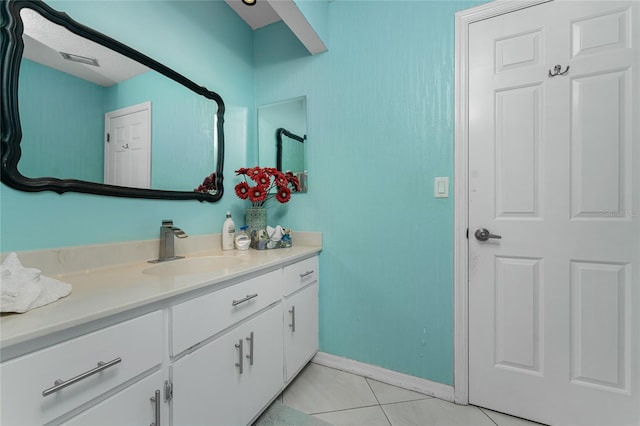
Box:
105;102;151;188
468;2;639;425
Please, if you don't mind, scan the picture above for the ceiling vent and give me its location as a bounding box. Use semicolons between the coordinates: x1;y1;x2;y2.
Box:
60;51;99;67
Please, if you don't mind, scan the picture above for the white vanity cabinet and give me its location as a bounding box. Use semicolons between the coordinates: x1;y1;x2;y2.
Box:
0;252;320;426
170;268;284;426
172;304;284;426
169;256;319;425
283;256;319;382
0;310;163;426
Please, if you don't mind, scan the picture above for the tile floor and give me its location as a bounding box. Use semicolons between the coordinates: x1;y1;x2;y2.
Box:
273;362;544;426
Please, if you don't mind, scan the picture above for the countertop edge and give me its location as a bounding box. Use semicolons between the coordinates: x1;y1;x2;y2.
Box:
0;245;321;357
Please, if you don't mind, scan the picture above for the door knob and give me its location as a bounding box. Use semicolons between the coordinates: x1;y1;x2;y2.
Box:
475;228;502;241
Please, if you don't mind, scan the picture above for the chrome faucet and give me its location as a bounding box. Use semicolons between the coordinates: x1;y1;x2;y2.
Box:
149;220;188;263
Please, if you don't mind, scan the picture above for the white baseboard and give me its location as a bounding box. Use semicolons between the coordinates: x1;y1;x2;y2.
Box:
312;352;455;403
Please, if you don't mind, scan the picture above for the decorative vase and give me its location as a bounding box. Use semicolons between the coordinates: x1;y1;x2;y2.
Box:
245;207;267;248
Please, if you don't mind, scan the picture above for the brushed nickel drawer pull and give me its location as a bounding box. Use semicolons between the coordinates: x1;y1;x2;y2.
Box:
289;306;296;332
232;293;258;306
245;332;254;366
235;339;244;374
150;389;161;426
42;357;122;396
299;270;314;278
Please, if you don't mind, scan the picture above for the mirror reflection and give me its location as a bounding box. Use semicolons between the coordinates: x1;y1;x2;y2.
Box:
258;96;307;192
18;8;217;192
1;0;224;201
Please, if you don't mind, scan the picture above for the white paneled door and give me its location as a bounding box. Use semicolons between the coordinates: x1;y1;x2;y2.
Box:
104;102;151;189
468;1;639;425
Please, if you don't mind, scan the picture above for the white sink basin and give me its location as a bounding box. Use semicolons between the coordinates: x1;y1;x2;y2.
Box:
142;255;247;276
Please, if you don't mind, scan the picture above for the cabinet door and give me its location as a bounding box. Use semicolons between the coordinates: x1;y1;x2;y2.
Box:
240;305;285;426
284;282;319;382
172;304;284;426
62;371;163;426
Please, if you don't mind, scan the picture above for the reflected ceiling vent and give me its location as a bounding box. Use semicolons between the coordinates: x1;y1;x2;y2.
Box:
60;51;99;67
242;0;256;5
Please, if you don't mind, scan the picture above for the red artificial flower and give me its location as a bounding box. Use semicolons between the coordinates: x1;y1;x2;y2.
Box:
247;167;262;179
235;181;250;199
248;186;267;203
276;186;291;203
273;171;288;187
255;173;271;187
247;169;268;185
286;172;301;192
203;173;215;187
230;166;299;206
194;172;216;193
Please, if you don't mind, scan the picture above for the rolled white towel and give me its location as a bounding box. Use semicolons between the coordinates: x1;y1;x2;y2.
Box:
1;252;72;313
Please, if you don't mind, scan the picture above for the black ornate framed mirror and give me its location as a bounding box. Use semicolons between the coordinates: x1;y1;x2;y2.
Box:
1;0;225;201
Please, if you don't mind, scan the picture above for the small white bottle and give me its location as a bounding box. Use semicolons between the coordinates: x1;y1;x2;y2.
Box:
222;211;235;250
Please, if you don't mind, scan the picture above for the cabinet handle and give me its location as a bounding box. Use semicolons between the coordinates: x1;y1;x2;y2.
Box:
299;270;314;278
232;293;258;306
42;357;122;396
289;306;296;332
235;339;244;374
150;389;160;426
245;331;254;366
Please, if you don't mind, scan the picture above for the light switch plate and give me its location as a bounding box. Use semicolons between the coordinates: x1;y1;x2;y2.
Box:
434;177;449;198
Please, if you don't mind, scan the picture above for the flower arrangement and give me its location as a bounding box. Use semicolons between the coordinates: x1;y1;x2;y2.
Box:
194;172;217;193
235;167;300;207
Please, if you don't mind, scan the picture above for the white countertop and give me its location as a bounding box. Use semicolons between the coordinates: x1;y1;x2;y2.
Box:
0;234;321;354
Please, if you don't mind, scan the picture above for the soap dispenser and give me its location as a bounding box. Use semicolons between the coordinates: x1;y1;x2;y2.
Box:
222;211;235;250
235;226;251;251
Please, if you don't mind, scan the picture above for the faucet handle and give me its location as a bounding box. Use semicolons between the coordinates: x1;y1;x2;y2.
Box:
161;219;174;227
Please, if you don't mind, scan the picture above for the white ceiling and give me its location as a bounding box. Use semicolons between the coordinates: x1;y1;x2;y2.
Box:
224;0;282;30
21;8;149;87
225;0;327;55
21;0;326;87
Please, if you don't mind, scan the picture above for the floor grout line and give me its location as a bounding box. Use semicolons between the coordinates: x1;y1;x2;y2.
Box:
279;363;544;426
478;406;500;426
364;377;383;405
364;377;393;426
309;403;382;416
378;396;436;407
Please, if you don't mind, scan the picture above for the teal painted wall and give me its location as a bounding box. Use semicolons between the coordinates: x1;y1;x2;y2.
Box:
0;0;254;252
254;1;485;385
293;0;329;46
18;59;105;182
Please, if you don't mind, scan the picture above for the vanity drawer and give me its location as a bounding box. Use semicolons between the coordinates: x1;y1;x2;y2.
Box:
171;269;282;355
0;310;163;426
283;256;319;296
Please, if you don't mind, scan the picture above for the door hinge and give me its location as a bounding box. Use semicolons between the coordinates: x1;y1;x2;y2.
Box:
164;380;173;403
107;133;110;142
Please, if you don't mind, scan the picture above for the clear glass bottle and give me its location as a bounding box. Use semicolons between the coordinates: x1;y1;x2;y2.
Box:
235;225;251;251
